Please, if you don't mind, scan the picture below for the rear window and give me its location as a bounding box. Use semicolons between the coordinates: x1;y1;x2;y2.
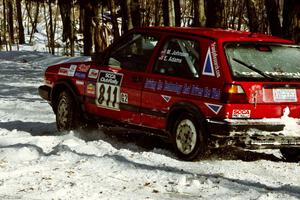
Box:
225;43;300;81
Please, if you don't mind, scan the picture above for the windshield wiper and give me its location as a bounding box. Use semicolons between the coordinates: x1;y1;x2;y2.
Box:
232;58;278;80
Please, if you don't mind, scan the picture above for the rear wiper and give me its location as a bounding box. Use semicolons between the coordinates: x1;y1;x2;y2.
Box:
232;58;278;80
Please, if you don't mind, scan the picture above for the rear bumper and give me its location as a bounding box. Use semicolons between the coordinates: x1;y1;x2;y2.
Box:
207;118;300;149
38;85;51;101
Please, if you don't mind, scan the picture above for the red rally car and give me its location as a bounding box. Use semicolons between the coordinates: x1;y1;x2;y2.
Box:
39;27;300;161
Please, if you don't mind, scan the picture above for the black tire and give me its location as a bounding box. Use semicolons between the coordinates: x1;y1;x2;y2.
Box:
56;91;81;131
280;148;300;162
171;112;208;161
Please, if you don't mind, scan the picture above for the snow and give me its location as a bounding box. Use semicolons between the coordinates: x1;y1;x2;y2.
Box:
0;51;299;199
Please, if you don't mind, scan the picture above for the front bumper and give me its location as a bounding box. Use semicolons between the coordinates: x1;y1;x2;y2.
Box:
207;118;300;149
38;85;51;101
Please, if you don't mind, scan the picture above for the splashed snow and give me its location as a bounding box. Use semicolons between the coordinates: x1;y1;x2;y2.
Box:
281;107;300;136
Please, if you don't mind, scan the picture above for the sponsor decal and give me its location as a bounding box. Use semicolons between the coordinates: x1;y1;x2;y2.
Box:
121;93;128;104
88;69;99;79
205;103;223;114
144;79;221;100
58;67;69;76
210;43;221;78
96;71;123;110
202;48;215;76
68;64;77;76
232;109;251;118
75;71;86;79
76;80;84;86
98;71;122;86
77;64;90;72
202;43;221;78
158;49;188;64
86;83;96;95
161;95;171;103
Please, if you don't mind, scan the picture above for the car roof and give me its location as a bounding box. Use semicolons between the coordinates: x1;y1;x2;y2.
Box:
135;26;294;44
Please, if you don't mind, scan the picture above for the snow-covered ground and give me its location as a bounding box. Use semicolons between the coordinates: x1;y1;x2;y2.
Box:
0;51;299;200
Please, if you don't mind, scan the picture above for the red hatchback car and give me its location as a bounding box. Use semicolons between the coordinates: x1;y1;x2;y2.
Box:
39;27;300;161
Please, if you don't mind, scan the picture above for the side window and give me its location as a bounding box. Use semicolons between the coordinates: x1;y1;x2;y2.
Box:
154;38;200;78
107;34;159;71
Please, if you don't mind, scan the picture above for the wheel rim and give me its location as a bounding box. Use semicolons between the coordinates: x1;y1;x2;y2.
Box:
175;119;197;155
57;98;69;129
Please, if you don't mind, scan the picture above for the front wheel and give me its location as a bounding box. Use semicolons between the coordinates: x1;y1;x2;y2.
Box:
56;91;81;131
171;112;208;161
280;148;300;162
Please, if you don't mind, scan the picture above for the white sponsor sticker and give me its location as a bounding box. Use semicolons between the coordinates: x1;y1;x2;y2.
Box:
96;71;123;110
232;109;251;118
68;65;77;77
121;93;128;104
58;67;69;76
76;80;84;86
88;69;100;79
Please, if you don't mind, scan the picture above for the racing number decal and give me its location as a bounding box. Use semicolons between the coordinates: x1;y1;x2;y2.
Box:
96;71;123;110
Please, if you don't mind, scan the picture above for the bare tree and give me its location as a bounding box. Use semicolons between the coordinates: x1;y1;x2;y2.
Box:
16;0;25;44
282;0;300;40
205;0;223;28
7;0;14;45
265;0;281;36
173;0;180;26
193;0;206;27
108;0;120;39
58;0;74;56
245;0;259;32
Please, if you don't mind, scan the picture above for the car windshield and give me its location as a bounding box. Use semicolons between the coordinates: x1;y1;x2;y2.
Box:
225;43;300;81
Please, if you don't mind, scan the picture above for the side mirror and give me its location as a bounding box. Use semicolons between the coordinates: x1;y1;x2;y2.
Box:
91;52;104;65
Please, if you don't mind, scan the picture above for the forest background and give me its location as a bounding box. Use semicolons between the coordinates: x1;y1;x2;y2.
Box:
0;0;299;56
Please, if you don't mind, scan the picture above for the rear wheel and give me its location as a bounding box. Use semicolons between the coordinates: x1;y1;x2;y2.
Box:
171;112;208;161
280;148;300;162
56;91;81;131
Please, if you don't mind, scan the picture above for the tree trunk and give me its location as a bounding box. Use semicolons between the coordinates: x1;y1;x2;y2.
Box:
173;0;180;26
108;0;120;40
245;0;259;32
168;0;175;26
58;0;74;56
48;1;55;54
205;0;223;28
7;0;14;44
130;0;141;27
162;0;169;26
154;1;161;26
80;0;95;56
193;0;206;27
282;0;299;40
2;0;8;50
79;5;84;33
28;2;40;44
265;0;282;37
126;0;134;29
43;3;50;53
16;0;25;44
121;0;129;32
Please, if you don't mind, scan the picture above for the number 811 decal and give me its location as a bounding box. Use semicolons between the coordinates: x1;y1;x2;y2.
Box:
96;71;123;110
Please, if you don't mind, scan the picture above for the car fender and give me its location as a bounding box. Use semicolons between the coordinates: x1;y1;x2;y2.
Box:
51;79;84;114
166;101;207;134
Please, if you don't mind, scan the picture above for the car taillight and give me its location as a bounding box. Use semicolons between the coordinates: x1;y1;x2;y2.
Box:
222;84;248;103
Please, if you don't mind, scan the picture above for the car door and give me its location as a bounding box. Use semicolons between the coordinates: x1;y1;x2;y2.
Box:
85;32;160;125
141;36;203;129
